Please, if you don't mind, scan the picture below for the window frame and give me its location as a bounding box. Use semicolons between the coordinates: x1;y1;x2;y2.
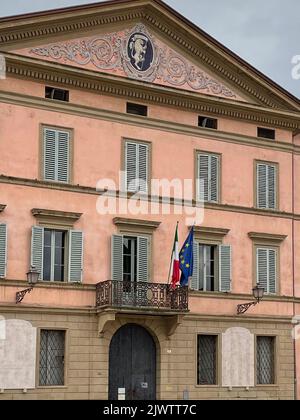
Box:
195;150;222;204
196;333;220;387
255;335;278;387
198;244;219;292
45;86;69;102
257;127;276;140
126;102;148;117
37;328;68;389
198;116;218;130
39;124;74;184
254;160;279;211
253;243;280;296
43;228;68;283
122;138;152;194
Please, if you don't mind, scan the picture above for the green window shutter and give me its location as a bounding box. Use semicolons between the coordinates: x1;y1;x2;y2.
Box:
198;154;209;202
68;230;83;282
111;234;123;281
219;245;232;292
125;142;138;192
257;248;277;294
210;155;219;203
268;249;277;294
57;130;70;183
44;128;70;183
31;226;44;279
257;163;276;209
267;165;276;210
190;241;199;290
138;144;149;193
44;128;56;181
0;224;7;278
137;236;149;282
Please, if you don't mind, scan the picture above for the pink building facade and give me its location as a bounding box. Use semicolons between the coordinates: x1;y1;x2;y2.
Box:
0;0;299;400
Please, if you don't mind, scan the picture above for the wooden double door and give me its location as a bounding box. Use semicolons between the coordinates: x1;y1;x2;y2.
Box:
109;324;156;400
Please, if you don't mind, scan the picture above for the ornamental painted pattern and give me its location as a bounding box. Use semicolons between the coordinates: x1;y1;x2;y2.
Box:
29;24;236;98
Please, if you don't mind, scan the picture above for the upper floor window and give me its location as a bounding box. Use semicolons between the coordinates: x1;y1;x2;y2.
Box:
45;86;69;102
0;223;7;278
196;152;220;203
198;116;218;130
256;247;277;295
191;242;231;293
126;102;148;117
39;330;66;387
256;162;277;210
124;140;150;193
42;127;72;184
31;226;83;283
256;336;276;385
112;234;149;284
257;127;275;140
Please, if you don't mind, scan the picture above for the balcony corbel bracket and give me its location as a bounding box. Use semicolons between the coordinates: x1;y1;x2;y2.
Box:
97;311;116;337
166;314;185;338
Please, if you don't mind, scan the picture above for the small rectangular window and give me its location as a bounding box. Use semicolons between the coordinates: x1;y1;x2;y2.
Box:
198;116;218;130
39;330;65;387
257;336;275;385
126;103;148;117
197;335;218;385
45;87;69;102
257;127;275;140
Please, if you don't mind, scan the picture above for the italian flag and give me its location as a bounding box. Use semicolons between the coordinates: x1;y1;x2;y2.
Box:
171;224;180;289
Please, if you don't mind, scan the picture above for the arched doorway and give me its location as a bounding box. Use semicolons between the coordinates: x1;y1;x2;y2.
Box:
109;324;156;400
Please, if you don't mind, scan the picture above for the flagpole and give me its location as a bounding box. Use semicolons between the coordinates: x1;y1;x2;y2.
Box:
167;221;179;285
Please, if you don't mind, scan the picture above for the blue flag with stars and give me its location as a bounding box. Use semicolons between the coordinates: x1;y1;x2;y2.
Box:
179;226;194;286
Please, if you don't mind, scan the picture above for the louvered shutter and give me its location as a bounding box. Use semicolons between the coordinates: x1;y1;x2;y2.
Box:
267;165;276;210
257;248;268;293
44;128;56;181
257;164;267;209
219;245;232;292
210;155;219;203
126;142;138;192
190;241;199;290
68;230;83;282
198;154;209;202
268;249;277;294
137;236;149;282
111;234;123;281
31;226;44;279
0;224;7;278
57;131;70;183
138;143;149;193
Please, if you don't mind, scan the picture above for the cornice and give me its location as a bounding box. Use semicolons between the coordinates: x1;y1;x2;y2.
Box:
248;232;287;244
1;175;300;221
0;204;6;213
193;226;230;242
0;3;298;111
113;217;161;231
32;208;83;227
2;55;300;131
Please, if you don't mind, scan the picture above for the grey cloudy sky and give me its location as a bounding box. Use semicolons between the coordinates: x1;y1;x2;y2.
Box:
1;0;299;98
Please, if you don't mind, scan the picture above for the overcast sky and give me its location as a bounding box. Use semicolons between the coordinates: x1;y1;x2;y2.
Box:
1;0;299;98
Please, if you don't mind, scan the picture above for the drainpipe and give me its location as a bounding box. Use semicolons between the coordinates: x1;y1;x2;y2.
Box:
292;133;297;401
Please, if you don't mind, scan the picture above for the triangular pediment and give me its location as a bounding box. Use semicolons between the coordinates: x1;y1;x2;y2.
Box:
12;23;247;102
0;0;299;111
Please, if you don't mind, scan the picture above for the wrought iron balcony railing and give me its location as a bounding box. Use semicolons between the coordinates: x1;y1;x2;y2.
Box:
96;280;189;312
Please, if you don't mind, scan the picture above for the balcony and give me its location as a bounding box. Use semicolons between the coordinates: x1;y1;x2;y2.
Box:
96;280;189;312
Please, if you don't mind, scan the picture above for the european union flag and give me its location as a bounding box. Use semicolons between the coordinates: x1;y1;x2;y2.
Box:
179;226;194;286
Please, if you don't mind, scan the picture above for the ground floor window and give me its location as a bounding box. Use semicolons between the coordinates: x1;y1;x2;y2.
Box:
39;330;66;387
197;334;218;385
256;336;275;385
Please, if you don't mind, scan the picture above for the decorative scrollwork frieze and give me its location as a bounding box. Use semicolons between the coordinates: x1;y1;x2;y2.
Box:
29;24;236;98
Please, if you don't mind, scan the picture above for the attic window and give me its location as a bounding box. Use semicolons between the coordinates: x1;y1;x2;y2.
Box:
127;102;148;117
257;127;275;140
45;87;69;102
198;116;218;130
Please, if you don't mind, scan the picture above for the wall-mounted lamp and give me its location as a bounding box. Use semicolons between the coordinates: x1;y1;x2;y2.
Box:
16;266;40;304
237;284;265;315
